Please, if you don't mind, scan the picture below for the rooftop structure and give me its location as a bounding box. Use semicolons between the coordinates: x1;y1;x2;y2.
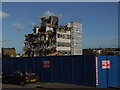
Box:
2;48;16;58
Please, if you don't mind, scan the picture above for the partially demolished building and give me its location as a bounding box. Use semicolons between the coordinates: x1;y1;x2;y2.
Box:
24;16;82;57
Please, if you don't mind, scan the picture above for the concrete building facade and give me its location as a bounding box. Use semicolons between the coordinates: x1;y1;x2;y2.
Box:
68;22;82;55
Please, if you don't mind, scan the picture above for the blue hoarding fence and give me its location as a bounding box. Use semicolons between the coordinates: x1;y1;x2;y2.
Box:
2;55;120;87
96;55;120;87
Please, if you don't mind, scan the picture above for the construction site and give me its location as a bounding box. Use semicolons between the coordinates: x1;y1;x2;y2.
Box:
24;16;82;57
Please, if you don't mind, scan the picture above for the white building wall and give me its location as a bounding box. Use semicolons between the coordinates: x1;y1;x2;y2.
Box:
68;22;82;55
56;30;71;55
56;22;82;55
56;38;70;43
57;31;70;35
56;47;71;51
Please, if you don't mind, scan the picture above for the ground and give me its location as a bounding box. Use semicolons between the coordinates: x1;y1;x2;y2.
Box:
2;82;93;88
1;82;120;90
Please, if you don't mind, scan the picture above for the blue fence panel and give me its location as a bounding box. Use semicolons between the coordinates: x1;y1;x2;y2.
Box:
84;55;96;87
61;56;72;84
40;56;52;82
96;55;108;87
6;58;12;75
17;58;21;71
3;55;120;88
3;58;12;76
72;55;84;85
118;56;120;86
2;58;7;76
26;57;34;72
19;57;26;72
32;57;41;81
107;56;118;87
51;56;61;83
12;58;20;73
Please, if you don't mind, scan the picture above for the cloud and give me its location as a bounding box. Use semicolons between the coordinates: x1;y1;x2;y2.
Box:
12;23;24;31
30;22;37;27
36;11;81;23
36;16;42;20
43;11;55;17
0;39;9;43
37;10;63;19
0;11;9;19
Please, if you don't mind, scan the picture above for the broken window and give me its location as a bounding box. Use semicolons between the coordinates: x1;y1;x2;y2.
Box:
57;34;70;39
57;42;70;47
41;35;45;40
57;34;60;38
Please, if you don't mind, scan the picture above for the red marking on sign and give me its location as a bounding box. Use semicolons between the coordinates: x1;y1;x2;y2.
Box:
43;61;50;68
96;57;98;86
102;60;110;69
